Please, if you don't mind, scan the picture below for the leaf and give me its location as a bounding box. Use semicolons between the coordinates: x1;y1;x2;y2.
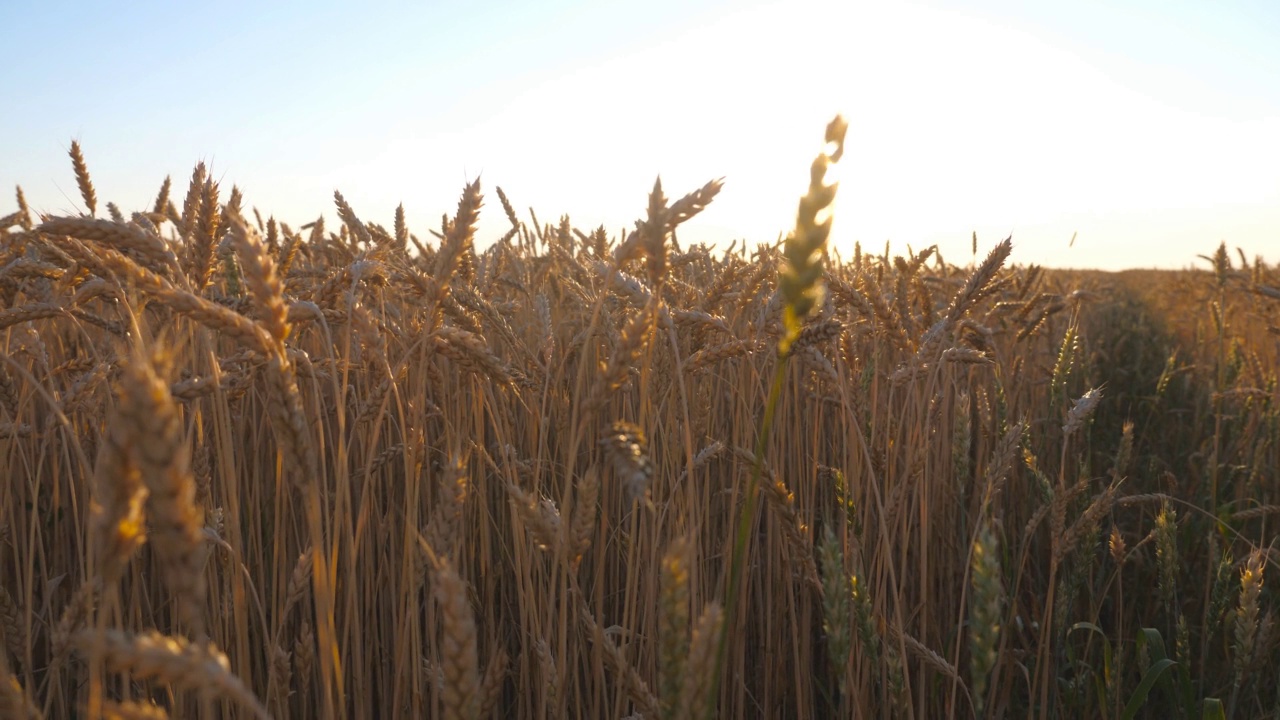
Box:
1068;622;1114;708
1120;658;1176;720
1138;627;1168;663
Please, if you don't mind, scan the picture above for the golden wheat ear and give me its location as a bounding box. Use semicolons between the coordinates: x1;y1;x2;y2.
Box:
75;630;269;719
114;347;207;639
68;140;97;217
778;115;848;350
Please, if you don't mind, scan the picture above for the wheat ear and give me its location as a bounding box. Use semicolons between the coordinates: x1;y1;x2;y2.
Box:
69;140;97;217
116;350;207;637
430;555;480;720
75;629;268;720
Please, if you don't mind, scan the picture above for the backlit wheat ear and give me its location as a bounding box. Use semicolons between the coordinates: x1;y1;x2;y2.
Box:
75;629;268;720
333;190;373;248
1063;387;1103;438
38;216;179;276
666;178;725;233
600;421;655;509
294;621;315;708
69;140;97;217
268;643;292;715
659;539;691;720
432;326;515;386
581;602;661;719
945;237;1013;324
0;586;26;664
819;527;852;696
970;523;1003;716
426;455;470;559
116;349;207;638
1154;502;1179;615
229;214;291;348
152;175;171;217
777;115;848;350
435;179;483;289
263;351;317;486
394;203;408;249
90;379;148;586
642;177;670;287
51;579;99;667
282;547;314;620
429;556;480;720
505;481;563;553
678;602;723;720
14;186;33;230
477;648;509;718
188;177;220;290
1234;549;1265;690
86;244;276;354
570;466;600;564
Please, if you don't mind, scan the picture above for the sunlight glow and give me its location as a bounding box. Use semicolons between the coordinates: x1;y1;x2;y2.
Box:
2;0;1274;269
422;0;1278;268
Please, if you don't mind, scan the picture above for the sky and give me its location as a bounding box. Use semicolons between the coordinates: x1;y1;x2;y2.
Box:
2;0;1277;270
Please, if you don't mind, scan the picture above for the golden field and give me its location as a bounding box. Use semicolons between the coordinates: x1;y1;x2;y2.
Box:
1;123;1279;719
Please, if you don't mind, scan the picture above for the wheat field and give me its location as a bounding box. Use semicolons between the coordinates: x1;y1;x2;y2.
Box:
1;122;1279;719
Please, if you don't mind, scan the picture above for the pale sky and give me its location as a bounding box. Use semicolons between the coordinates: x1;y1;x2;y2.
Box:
2;0;1277;270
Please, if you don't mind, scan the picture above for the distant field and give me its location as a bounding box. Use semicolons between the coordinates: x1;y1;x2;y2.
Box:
1;132;1278;719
